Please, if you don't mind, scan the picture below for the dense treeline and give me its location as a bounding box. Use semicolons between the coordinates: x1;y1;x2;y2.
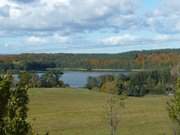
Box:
18;71;66;88
0;49;180;72
86;69;177;96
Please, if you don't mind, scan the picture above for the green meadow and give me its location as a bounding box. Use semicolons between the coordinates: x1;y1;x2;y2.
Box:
28;88;173;135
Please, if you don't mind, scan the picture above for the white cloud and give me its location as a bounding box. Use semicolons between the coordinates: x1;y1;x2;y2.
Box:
146;0;180;34
0;0;180;36
26;36;46;45
4;43;9;47
52;34;69;43
0;0;138;35
9;7;22;18
40;0;70;7
101;34;180;46
101;34;137;45
25;34;69;45
0;0;180;54
0;0;9;7
155;34;174;41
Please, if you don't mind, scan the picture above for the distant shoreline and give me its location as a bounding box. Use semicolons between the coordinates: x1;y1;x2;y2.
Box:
2;68;158;74
47;68;151;72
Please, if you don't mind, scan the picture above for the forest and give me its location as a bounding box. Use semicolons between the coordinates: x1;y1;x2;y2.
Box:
0;49;180;72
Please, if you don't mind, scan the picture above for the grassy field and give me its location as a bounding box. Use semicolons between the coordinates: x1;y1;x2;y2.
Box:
28;88;173;135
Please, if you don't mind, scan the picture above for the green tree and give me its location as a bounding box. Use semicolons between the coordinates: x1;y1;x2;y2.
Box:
40;71;64;88
171;64;180;81
5;85;31;135
167;78;180;134
0;74;48;135
0;76;11;134
19;72;32;87
30;73;41;88
86;76;99;89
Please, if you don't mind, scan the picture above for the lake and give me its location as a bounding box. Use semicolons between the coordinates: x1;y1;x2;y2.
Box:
13;71;129;88
61;71;128;88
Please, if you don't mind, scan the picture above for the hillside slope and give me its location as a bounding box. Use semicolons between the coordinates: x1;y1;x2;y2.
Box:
28;88;172;135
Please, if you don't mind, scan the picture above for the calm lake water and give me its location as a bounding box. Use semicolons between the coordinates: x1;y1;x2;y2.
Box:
61;71;128;88
13;71;129;88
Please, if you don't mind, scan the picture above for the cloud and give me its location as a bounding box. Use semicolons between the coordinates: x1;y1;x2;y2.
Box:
4;43;9;47
0;0;162;37
101;34;180;46
146;0;180;34
10;0;36;4
0;5;10;17
26;36;46;45
25;34;69;45
52;34;69;43
0;0;180;54
101;34;136;45
0;0;139;36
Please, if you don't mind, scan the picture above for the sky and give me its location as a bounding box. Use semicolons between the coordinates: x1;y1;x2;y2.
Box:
0;0;180;54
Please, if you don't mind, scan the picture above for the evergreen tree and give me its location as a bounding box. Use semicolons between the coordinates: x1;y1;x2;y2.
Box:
168;78;180;134
5;84;31;135
0;76;11;135
0;75;48;135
